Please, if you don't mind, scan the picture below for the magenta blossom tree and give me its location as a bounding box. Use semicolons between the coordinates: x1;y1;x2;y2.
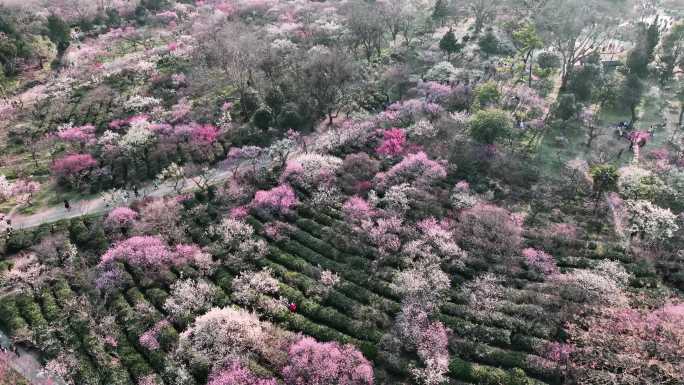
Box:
57;124;96;149
281;337;374;385
376;128;407;157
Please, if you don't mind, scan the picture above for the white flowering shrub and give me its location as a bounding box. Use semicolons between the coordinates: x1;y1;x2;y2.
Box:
164;279;218;323
124;95;162;112
625;199;679;242
231;268;281;311
407;119;438;139
618;165;668;201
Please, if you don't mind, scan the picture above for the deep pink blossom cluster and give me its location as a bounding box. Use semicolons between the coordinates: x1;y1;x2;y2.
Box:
51;154;98;178
57;124;96;145
251;184;298;214
376;128;407;157
139;320;170;351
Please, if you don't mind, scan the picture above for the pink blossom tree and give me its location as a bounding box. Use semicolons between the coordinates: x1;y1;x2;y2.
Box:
51;153;98;189
9;180;40;206
208;362;277;385
281;337;374;385
376;128;407;157
521;248;558;276
135;198;187;244
375;152;446;190
57;124;96;150
104;207;138;234
456;203;523;264
342;196;374;223
251;184;299;215
565;303;684;384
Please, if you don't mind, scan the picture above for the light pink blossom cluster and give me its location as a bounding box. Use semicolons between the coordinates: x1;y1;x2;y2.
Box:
375;151;446;190
282;337;374;385
104;207;139;231
522;248;558;276
251;184;299;214
139;320;170;351
208;362;277;385
342;196;374;222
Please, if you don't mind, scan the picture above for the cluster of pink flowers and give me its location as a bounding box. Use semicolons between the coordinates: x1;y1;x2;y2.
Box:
51;153;98;178
104;207;139;231
208;362;277;385
418;81;453;103
262;221;293;241
57;124;96;145
522;248;558;276
376;151;447;189
342;196;373;222
100;236;175;270
139;320;170;351
543;342;575;364
229;206;250;220
251;184;299;214
282;337;374;385
376;128;407;157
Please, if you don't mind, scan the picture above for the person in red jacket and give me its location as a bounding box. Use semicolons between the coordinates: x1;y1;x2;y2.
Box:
288;303;297;313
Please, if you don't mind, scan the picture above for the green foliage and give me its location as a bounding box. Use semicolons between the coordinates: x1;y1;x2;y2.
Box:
474;81;501;108
439;28;462;59
479;31;499;57
567;61;603;102
554;93;579;121
469;108;513;144
590;164;619;197
252;106;273;130
537;52;561;71
46;14;70;54
432;0;450;25
619;73;644;122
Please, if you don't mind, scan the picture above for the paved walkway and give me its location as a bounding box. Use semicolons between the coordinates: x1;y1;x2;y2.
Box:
7;160;259;230
0;329;65;385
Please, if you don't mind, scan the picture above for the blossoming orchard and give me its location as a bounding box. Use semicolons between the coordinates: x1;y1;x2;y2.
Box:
0;1;683;385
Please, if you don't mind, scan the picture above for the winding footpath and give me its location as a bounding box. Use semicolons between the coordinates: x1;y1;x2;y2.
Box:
7;161;254;230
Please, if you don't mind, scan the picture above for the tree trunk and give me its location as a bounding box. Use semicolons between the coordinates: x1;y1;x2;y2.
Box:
528;51;534;88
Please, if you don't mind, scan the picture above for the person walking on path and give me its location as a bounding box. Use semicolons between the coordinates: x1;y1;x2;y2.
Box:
63;200;70;211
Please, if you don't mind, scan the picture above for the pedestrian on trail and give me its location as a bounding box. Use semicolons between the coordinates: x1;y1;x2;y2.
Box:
64;200;70;211
288;302;297;313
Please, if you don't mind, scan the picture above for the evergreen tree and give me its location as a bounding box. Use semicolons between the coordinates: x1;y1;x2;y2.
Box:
46;14;70;54
439;28;461;60
432;0;449;26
